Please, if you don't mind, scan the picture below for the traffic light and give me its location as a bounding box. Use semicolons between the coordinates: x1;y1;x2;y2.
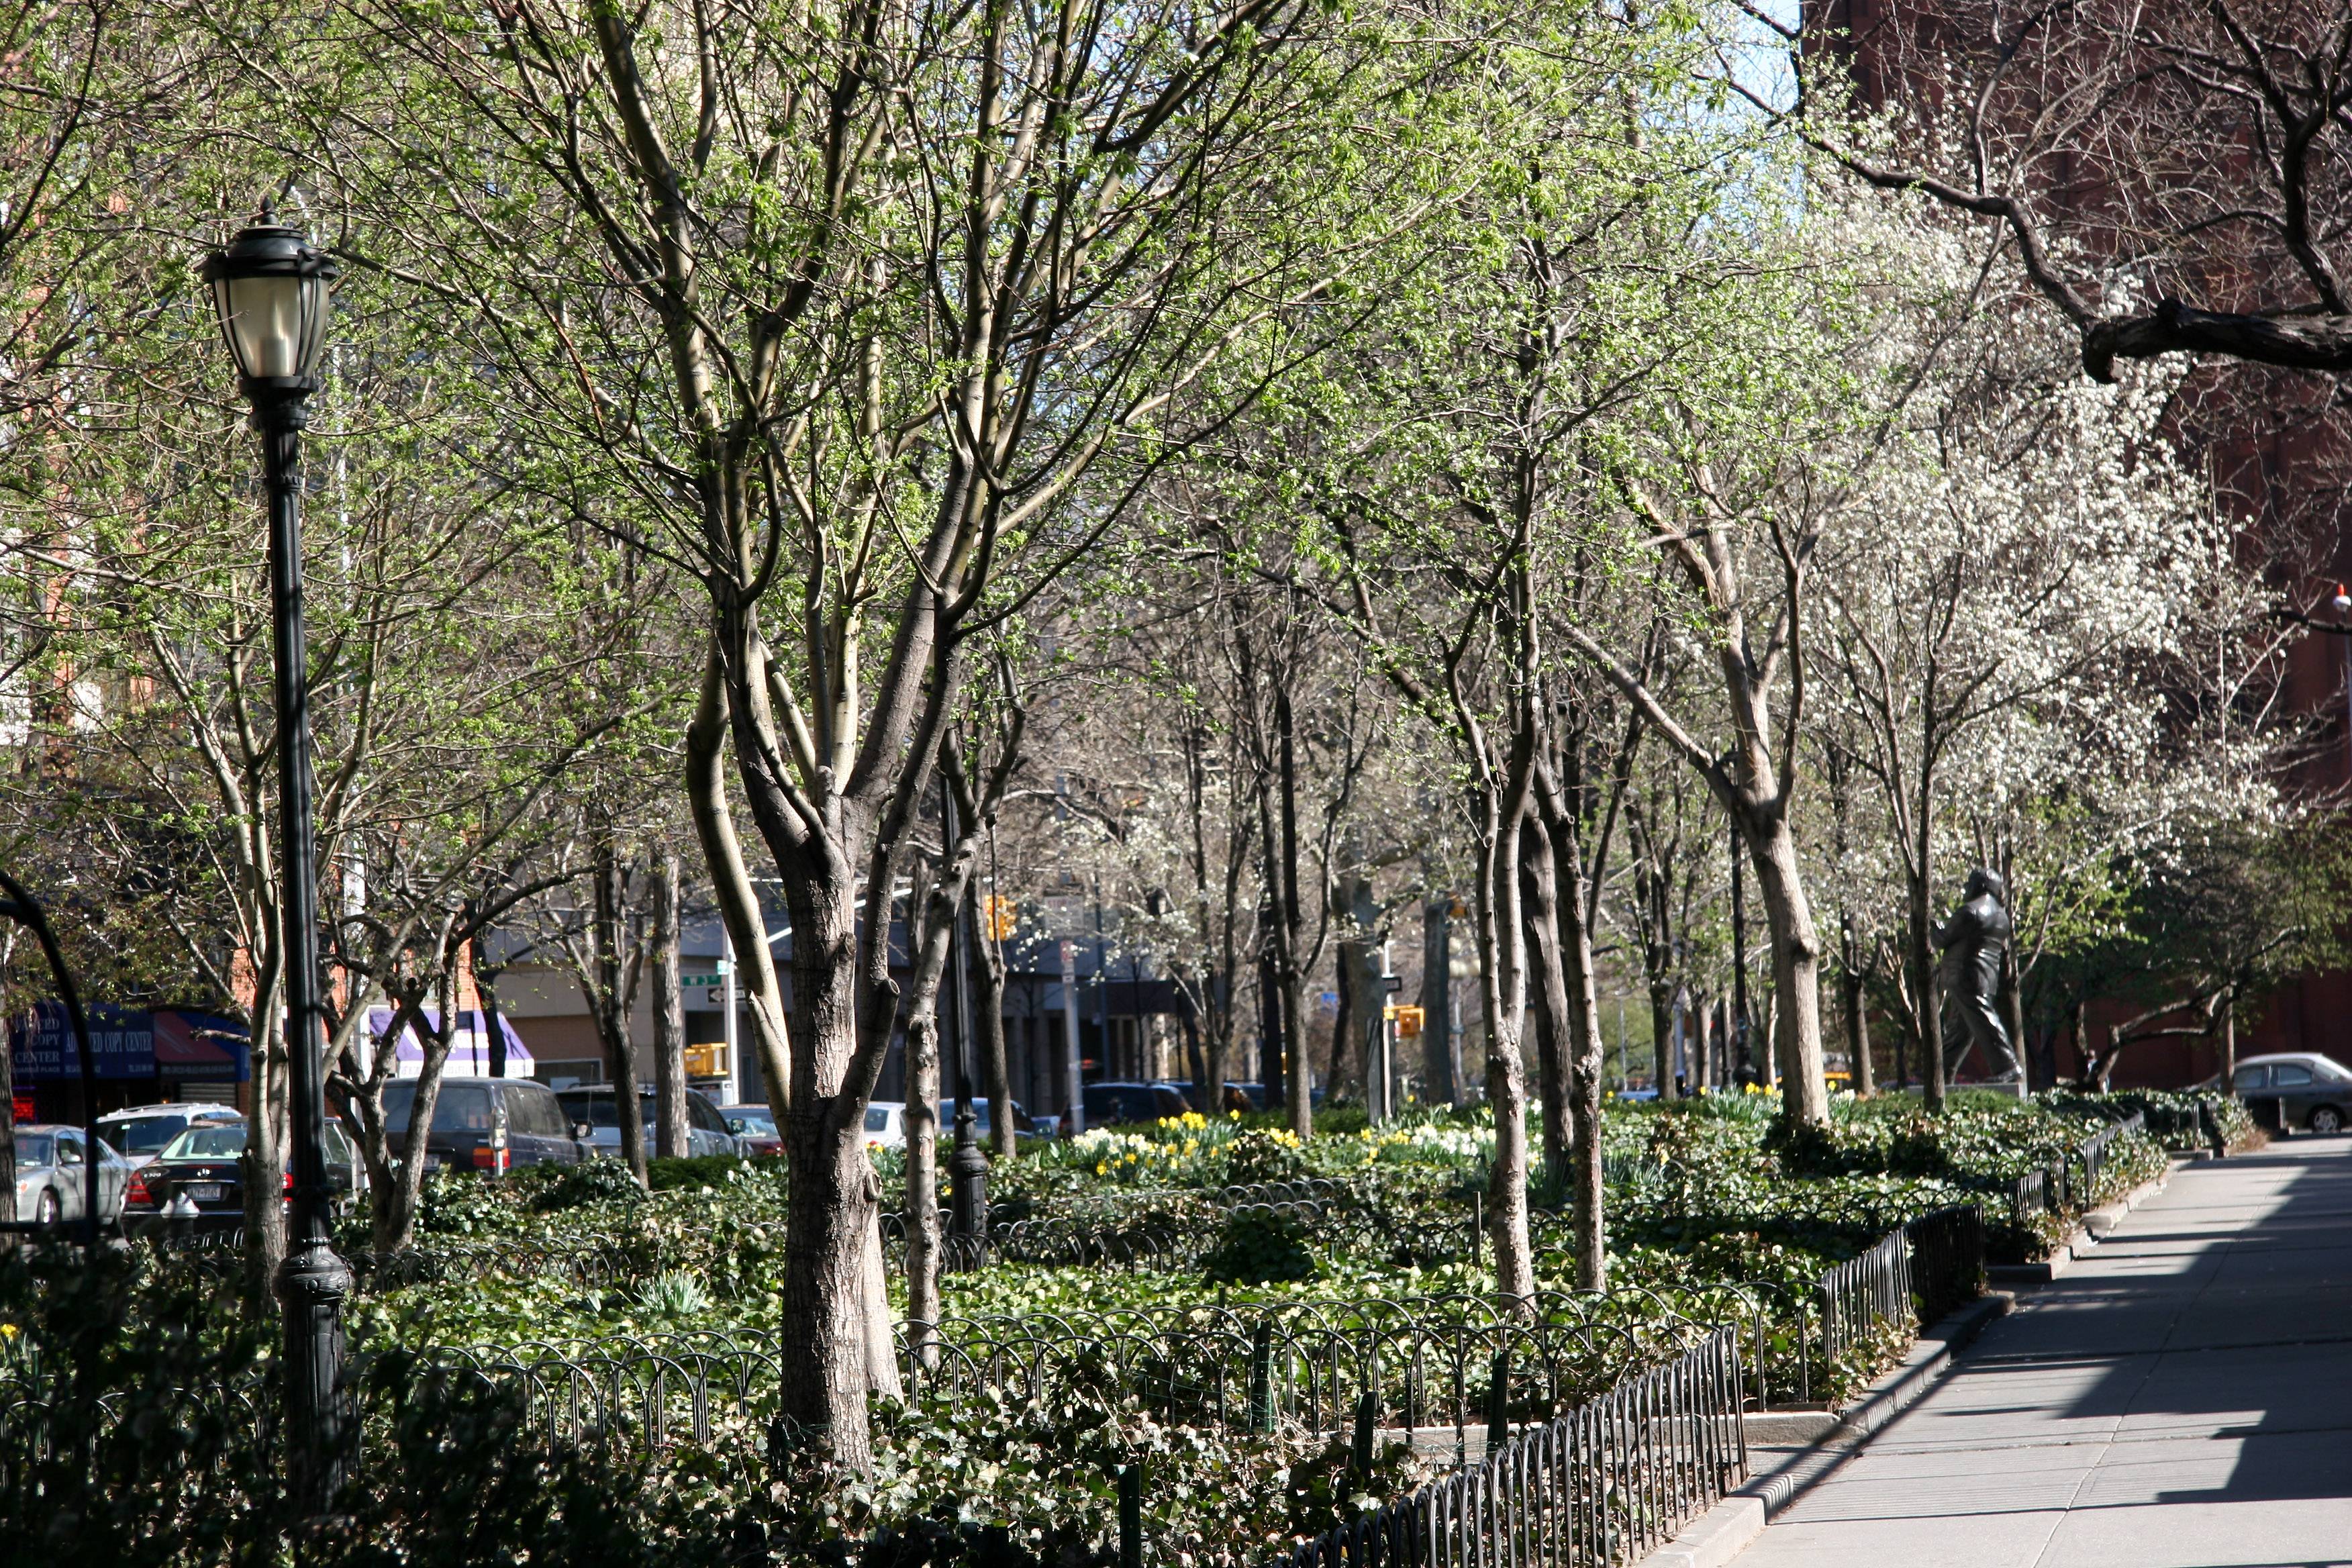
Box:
981;893;1018;942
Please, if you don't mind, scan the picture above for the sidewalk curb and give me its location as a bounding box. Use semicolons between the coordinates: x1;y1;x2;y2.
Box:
1988;1165;2175;1283
1628;1292;2013;1568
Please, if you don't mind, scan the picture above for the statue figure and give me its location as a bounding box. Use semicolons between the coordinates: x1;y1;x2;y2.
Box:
1937;867;2019;1083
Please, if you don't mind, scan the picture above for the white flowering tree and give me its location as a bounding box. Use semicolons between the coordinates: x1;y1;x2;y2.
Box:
1806;199;2277;1104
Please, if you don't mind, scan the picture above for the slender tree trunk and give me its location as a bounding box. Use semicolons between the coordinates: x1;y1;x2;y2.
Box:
371;986;460;1257
1998;941;2028;1093
1517;820;1572;1192
243;990;289;1305
1420;888;1458;1106
592;838;649;1183
1330;939;1357;1099
903;1003;942;1343
977;919;1014;1160
1275;680;1313;1138
685;652;792;1121
1474;786;1536;1300
1543;812;1608;1291
1909;869;1944;1112
652;849;690;1160
1841;916;1875;1097
1744;810;1830;1126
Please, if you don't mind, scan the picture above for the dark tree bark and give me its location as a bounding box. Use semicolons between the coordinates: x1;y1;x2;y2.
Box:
1418;883;1459;1106
589;836;648;1183
1518;819;1572;1191
1841;916;1875;1097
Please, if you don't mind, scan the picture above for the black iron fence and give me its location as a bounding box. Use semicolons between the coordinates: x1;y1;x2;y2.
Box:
2009;1112;2151;1236
1269;1327;1747;1568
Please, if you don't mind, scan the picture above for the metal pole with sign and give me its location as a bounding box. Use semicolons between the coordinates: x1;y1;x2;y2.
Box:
720;933;741;1104
1059;940;1085;1136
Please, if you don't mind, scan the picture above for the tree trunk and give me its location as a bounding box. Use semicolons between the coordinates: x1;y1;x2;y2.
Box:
1420;888;1458;1106
1517;820;1571;1193
1258;938;1285;1108
1743;810;1830;1126
242;993;289;1305
977;914;1014;1161
1908;869;1944;1112
652;848;690;1160
685;651;793;1122
592;838;649;1183
1274;679;1313;1139
1997;940;2028;1095
1540;808;1608;1292
1841;916;1875;1097
1329;938;1357;1099
1474;791;1536;1300
902;1003;942;1344
369;988;460;1257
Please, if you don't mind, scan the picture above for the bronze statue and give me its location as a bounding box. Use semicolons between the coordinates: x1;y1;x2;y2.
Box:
1937;867;2020;1083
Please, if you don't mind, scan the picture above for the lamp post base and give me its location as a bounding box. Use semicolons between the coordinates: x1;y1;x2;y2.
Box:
274;1233;354;1506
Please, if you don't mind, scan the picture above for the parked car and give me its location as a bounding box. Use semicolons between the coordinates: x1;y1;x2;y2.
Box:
2231;1052;2352;1134
718;1103;782;1157
11;1125;133;1229
120;1119;366;1234
556;1085;741;1160
859;1099;1036;1151
96;1104;245;1170
1083;1081;1189;1128
1165;1080;1266;1114
379;1077;585;1176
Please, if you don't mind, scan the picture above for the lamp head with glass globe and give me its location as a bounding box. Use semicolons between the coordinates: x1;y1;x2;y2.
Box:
201;208;336;421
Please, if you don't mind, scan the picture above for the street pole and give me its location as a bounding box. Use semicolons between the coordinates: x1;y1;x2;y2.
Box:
205;213;349;1508
260;379;352;1506
722;924;741;1104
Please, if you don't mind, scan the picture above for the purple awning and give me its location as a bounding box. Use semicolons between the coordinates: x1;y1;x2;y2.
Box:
365;1008;536;1078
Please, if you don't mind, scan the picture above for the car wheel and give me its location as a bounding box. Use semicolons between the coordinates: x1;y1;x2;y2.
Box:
2313;1106;2345;1136
35;1189;58;1229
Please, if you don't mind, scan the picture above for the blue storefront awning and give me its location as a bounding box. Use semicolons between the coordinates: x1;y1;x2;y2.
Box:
9;1003;250;1083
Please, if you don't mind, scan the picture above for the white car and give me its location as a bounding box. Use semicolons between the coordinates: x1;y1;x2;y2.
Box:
861;1099;1032;1150
95;1104;244;1170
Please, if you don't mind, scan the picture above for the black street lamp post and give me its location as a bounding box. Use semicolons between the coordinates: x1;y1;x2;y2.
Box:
202;209;351;1506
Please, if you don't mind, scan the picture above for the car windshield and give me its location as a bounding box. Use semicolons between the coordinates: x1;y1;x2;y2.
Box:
13;1133;52;1167
162;1125;248;1160
103;1114;191;1155
727;1110;777;1136
556;1093;667;1129
865;1106;893;1132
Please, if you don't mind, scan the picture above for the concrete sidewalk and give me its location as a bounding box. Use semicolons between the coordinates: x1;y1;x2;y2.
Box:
1732;1136;2352;1568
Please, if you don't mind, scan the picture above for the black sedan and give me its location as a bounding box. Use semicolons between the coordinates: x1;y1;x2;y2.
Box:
121;1119;367;1234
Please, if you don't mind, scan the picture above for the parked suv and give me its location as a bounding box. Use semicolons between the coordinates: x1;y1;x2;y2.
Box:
379;1077;585;1176
2231;1052;2352;1135
1082;1081;1189;1128
556;1085;740;1160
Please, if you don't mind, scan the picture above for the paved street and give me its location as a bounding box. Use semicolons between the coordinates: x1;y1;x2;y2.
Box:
1736;1137;2352;1568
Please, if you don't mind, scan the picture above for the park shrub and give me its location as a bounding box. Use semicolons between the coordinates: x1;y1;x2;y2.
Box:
646;1153;748;1191
1200;1207;1320;1285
